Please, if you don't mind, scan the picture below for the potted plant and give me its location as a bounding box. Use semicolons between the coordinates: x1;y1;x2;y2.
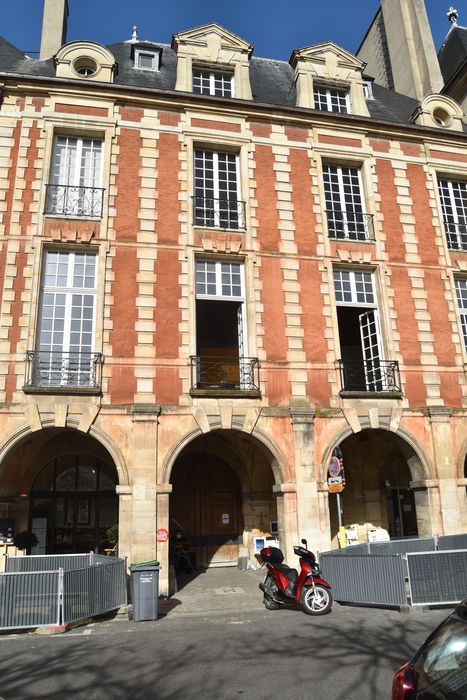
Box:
106;524;118;555
13;531;38;553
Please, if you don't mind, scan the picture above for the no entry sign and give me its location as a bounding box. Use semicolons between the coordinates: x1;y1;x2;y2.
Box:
156;528;169;542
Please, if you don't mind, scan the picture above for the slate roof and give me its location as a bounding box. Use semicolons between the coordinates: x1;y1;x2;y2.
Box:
438;25;467;87
0;35;427;126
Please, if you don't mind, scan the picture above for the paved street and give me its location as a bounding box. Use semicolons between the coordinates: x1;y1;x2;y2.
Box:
0;568;450;700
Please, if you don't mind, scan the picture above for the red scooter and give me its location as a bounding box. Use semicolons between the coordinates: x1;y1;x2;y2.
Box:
259;539;332;615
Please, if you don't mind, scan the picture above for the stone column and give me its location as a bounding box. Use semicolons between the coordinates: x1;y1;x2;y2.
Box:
127;406;160;565
363;489;383;526
317;482;332;553
428;407;464;534
273;483;298;564
290;408;322;547
155;485;172;596
116;484;133;562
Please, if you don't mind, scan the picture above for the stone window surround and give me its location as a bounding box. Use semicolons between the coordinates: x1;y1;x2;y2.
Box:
54;41;116;84
134;47;160;72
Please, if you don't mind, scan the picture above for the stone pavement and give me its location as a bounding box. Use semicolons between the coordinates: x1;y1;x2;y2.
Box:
158;566;266;617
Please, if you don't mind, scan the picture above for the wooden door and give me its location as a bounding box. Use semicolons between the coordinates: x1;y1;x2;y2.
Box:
170;454;242;567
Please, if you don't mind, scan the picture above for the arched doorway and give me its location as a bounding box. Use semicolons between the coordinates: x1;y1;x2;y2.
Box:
169;430;277;568
171;454;242;567
327;429;424;545
0;428;119;555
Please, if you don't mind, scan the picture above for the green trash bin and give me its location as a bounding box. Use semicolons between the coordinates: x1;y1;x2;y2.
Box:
130;561;160;621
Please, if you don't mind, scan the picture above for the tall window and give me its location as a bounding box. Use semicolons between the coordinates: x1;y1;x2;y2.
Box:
45;136;104;218
455;278;467;350
193;259;257;391
323;164;372;240
334;269;397;392
193;149;243;229
314;85;349;114
35;250;98;387
438;178;467;250
193;68;234;97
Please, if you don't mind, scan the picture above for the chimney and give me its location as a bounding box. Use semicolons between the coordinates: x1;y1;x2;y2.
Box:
39;0;69;60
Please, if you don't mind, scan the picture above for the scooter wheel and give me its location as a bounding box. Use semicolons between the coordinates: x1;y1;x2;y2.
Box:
263;596;280;611
300;585;333;615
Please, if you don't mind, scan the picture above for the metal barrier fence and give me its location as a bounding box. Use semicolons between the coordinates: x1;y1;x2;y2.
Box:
0;554;127;630
0;571;60;630
319;536;467;608
63;558;127;624
407;550;467;606
438;534;467;551
5;553;92;572
319;554;406;606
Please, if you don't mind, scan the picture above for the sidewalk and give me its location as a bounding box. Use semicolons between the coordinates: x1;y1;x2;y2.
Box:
158;566;266;617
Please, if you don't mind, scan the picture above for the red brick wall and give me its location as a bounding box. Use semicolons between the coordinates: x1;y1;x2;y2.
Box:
156;133;180;245
114;129;141;243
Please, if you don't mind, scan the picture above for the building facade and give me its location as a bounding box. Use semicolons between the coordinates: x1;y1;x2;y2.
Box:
1;1;467;594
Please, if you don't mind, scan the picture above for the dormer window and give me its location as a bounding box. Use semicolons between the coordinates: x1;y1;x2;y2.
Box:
134;48;159;71
363;80;374;100
314;85;350;114
193;68;234;98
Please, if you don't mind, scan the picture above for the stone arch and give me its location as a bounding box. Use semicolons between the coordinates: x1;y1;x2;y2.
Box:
160;425;287;487
0;422;129;487
319;425;431;484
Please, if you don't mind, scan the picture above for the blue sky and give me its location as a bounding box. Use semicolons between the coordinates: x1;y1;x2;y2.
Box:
0;1;457;61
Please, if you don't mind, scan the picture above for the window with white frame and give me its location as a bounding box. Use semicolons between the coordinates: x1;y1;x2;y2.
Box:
333;269;398;392
134;48;159;71
193;259;256;391
323;164;372;241
35;250;98;388
193;149;243;229
455;278;467;350
438;178;467;250
193;68;234;97
314;85;350;114
45;136;104;218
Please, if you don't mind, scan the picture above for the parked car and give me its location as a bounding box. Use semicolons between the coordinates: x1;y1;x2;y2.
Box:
392;598;467;699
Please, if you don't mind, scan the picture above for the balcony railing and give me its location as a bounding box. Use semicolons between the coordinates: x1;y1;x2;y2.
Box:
190;355;260;393
443;220;467;251
192;196;246;230
45;184;104;218
326;209;374;241
338;359;401;394
24;350;103;392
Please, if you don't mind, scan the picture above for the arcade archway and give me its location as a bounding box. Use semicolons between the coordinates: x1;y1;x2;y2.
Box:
327;429;426;546
0;428;119;554
169;429;278;568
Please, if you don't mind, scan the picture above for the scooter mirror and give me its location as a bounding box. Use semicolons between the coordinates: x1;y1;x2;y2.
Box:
301;538;308;548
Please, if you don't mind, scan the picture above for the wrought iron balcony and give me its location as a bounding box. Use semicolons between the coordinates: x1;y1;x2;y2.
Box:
443;220;467;251
326;209;374;241
45;184;104;218
24;350;103;393
337;359;402;394
190;355;260;393
192;196;246;230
